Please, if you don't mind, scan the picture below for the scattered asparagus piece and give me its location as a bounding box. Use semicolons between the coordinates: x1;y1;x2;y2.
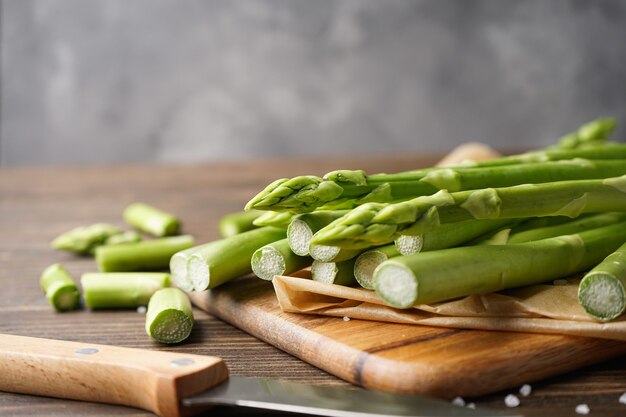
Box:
287;210;349;256
51;223;122;255
81;272;170;309
252;211;294;228
313;175;626;248
578;241;626;321
374;221;626;308
95;235;195;272
40;264;80;311
219;210;262;237
311;258;357;286
188;227;285;291
251;239;311;280
123;202;181;237
354;245;399;289
104;230;142;246
145;287;194;344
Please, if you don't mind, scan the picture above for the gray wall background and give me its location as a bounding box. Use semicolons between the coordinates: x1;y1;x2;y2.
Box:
1;0;625;166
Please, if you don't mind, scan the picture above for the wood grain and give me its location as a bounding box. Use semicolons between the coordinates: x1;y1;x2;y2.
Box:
1;155;626;417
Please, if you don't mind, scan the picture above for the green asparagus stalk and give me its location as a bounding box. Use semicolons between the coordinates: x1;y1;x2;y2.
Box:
81;272;170;309
145;287;194;344
219;210;262;237
374;221;626;308
252;211;294;228
169;243;213;292
313;175;626;248
51;223;122;255
507;212;626;244
187;227;285;291
578;241;626;321
311;259;357;286
104;230;142;246
95;235;195;272
287;210;349;256
354;245;399;289
247;158;626;213
40;264;80;311
251;239;311;280
123;203;181;237
556;117;616;149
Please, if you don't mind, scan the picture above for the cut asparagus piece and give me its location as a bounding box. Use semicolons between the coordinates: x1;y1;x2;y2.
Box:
252;211;294;228
354;245;399;289
578;241;626;321
507;212;626;243
104;230;142;246
51;223;122;255
40;264;80;311
311;259;357;286
95;235;195;272
394;219;512;255
251;239;311;280
145;287;193;344
374;221;626;308
313;175;626;248
188;227;285;291
81;272;170;309
218;210;262;237
287;210;349;256
123;202;181;237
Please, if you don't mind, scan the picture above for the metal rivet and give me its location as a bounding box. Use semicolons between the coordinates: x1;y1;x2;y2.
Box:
75;348;99;355
170;358;195;367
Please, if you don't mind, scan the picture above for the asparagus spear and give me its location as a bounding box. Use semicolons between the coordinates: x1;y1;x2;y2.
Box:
247;158;626;213
81;272;170;309
354;245;399;289
169;244;211;292
104;230;142;245
556;117;616;149
187;227;285;291
40;264;80;311
145;287;194;344
287;210;349;256
251;239;311;280
123;203;181;237
219;210;262;237
578;242;626;321
95;235;194;272
51;223;122;255
374;221;626;308
252;211;294;228
312;175;626;248
311;259;357;286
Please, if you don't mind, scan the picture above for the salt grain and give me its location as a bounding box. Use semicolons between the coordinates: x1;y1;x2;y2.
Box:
466;402;476;409
342;316;350;322
519;384;532;397
451;397;465;407
575;404;590;415
619;392;626;405
137;306;147;314
504;394;520;408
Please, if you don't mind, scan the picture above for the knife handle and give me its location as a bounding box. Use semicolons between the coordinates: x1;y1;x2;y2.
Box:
0;334;228;417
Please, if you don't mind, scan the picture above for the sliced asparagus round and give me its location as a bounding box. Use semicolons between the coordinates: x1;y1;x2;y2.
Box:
145;288;193;344
251;238;311;280
40;264;80;311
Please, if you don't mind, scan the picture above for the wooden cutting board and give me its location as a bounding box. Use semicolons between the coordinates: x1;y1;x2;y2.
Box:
189;277;626;398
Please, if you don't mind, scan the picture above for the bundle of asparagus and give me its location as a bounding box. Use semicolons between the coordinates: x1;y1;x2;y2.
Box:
237;117;626;322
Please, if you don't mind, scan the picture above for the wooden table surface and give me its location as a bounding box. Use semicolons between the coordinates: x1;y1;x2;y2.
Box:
1;154;626;417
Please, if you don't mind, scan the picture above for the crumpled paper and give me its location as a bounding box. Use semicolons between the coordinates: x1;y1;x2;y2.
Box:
273;273;626;341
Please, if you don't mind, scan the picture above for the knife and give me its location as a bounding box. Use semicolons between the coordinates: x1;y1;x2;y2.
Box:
0;334;517;417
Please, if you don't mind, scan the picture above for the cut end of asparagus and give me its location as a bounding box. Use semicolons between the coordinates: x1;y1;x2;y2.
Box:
354;250;388;289
311;261;338;284
287;219;314;256
48;282;80;312
188;256;210;291
395;235;423;256
309;244;341;262
169;251;195;292
579;273;626;321
251;246;286;281
146;288;194;344
374;263;418;309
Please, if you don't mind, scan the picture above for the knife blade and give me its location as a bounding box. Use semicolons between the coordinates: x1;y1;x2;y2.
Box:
0;334;518;417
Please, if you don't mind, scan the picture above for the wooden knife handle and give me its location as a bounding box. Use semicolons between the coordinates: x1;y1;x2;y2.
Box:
0;334;228;417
